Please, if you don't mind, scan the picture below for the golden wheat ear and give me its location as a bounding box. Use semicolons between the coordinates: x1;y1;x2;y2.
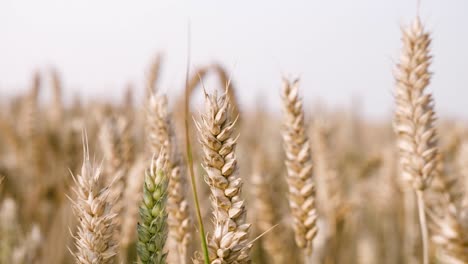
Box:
0;198;21;263
48;68;64;129
71;134;118;264
145;54;163;99
98;116;129;259
280;78;318;257
250;151;289;264
427;172;468;264
193;87;251;264
393;17;438;264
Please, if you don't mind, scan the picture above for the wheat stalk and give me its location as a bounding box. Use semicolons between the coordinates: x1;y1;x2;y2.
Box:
393;17;438;264
71;139;117;264
137;151;169;264
194;88;251;263
280;78;318;256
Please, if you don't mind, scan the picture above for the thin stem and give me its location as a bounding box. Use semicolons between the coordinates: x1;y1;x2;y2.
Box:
403;188;417;263
118;249;127;264
184;22;210;264
178;244;187;264
303;251;311;264
416;190;428;264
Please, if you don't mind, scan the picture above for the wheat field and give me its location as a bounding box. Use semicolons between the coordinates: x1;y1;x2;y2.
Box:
0;15;467;264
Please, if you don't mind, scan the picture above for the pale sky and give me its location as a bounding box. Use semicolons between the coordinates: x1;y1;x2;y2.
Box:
1;0;467;118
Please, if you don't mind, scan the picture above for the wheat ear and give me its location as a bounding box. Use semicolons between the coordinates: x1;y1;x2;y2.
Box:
456;139;468;208
99;117;128;238
137;152;169;264
427;171;468;264
120;155;147;249
280;78;318;255
311;120;344;235
71;138;117;264
0;198;20;263
147;94;192;264
120;117;135;170
176;64;240;123
145;54;162;98
49;68;63;128
393;17;438;264
251;153;287;264
19;71;40;143
426;151;467;264
194;88;251;263
12;224;42;264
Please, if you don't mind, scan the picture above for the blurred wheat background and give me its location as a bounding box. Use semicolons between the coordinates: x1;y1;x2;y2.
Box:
1;1;467;264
